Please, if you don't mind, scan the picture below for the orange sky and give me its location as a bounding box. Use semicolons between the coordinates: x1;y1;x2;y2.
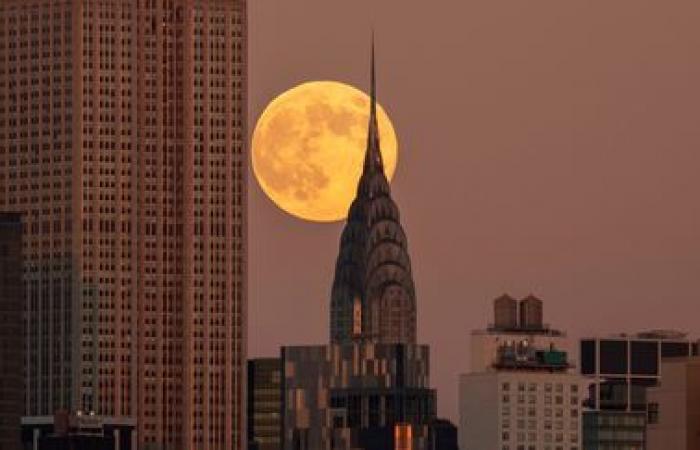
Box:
248;0;700;420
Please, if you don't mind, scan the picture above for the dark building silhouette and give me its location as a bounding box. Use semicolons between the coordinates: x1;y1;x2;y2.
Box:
580;331;698;450
22;410;134;450
427;419;458;450
282;41;436;450
248;359;282;450
0;212;23;450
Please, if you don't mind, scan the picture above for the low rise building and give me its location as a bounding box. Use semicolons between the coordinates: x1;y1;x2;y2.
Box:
281;343;436;450
460;295;584;450
646;357;700;450
579;331;697;450
248;358;283;450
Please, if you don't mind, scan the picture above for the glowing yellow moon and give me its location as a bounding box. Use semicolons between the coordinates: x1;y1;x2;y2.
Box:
252;81;398;222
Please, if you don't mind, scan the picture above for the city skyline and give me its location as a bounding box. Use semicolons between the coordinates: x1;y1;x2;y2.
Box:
248;0;700;422
0;1;699;449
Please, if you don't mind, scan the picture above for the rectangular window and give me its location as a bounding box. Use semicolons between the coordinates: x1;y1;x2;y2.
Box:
631;341;658;375
647;402;659;424
661;342;690;358
600;340;628;375
599;378;628;411
631;378;657;411
580;340;596;374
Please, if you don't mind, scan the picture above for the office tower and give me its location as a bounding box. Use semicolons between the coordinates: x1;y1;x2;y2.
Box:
281;44;436;450
0;212;24;450
248;358;282;450
0;2;247;449
579;331;697;450
460;296;585;450
646;357;700;450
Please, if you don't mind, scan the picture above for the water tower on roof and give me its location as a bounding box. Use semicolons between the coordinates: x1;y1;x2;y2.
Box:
493;294;518;330
519;295;544;330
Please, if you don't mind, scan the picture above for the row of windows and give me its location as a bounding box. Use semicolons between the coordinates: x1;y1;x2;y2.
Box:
502;431;578;444
502;444;578;450
503;382;579;393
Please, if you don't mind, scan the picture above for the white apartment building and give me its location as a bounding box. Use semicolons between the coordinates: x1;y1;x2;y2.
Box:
460;371;585;450
460;295;585;450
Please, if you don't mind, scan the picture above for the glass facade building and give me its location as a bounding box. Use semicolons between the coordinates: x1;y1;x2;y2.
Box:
579;332;697;450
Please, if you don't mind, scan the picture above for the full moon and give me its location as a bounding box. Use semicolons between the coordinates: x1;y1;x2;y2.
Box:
252;81;398;222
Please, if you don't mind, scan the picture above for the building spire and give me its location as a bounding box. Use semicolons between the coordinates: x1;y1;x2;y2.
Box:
370;30;377;119
364;32;384;173
331;34;417;345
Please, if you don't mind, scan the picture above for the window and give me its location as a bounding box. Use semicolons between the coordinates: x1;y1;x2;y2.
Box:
647;402;659;424
631;341;658;375
580;340;596;374
661;342;690;358
600;340;628;374
631;378;657;411
599;378;628;411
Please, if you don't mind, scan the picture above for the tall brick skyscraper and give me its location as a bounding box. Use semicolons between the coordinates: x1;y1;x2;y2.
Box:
0;1;247;449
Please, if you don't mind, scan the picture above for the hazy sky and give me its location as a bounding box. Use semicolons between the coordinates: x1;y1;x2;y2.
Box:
248;0;700;420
